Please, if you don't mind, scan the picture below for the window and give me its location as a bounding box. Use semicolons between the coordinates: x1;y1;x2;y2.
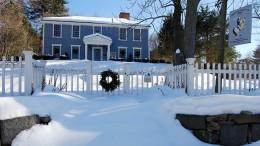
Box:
94;26;102;33
118;47;127;59
110;52;116;59
72;25;80;38
52;45;61;57
133;29;141;41
119;28;127;40
133;48;141;59
71;45;80;59
53;24;61;37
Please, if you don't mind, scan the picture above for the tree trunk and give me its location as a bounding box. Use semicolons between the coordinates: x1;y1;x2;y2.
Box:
173;0;183;65
215;0;227;93
183;0;200;59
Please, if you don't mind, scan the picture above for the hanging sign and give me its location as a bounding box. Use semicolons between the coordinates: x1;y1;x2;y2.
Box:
144;72;152;82
228;5;252;47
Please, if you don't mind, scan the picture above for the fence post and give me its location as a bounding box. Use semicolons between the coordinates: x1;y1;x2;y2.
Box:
124;63;131;93
86;61;92;94
34;60;47;89
186;58;196;96
23;51;33;96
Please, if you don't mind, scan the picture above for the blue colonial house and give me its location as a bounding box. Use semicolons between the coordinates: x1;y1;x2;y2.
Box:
41;12;150;61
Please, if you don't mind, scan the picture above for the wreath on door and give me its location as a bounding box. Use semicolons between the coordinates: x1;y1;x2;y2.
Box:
73;49;78;54
99;69;120;92
135;51;140;57
54;48;59;54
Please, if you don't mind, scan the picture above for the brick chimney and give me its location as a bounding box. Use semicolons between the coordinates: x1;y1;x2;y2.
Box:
119;12;130;20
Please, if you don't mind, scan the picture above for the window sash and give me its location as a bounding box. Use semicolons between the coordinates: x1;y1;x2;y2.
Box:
72;25;80;38
94;26;101;33
119;28;127;40
134;29;141;41
53;24;61;37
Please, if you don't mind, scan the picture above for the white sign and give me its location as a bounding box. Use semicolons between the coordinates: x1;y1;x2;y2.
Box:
228;5;252;47
144;72;152;82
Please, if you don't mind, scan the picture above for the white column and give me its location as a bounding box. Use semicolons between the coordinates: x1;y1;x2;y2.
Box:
107;45;110;61
85;44;88;60
23;51;33;96
186;58;196;96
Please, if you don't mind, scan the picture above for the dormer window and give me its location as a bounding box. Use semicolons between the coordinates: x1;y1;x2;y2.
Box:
94;26;102;34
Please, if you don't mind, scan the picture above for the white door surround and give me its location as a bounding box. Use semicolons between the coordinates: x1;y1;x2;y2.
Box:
92;47;103;61
83;33;112;60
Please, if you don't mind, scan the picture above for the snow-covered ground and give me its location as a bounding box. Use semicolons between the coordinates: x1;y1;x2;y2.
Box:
1;60;260;146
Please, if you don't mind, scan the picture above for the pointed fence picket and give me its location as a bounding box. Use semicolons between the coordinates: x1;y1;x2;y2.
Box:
1;51;260;97
194;63;260;96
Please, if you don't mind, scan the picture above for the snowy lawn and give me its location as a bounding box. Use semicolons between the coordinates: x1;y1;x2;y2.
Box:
1;85;260;146
1;60;260;146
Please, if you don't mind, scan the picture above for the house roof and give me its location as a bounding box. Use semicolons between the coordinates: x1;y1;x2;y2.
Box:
41;16;150;28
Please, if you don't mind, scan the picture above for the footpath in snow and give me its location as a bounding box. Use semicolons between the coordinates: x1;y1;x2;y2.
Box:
1;85;260;146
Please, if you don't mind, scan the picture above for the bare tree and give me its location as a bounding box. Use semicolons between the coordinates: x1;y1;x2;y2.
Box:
127;0;201;62
252;0;260;19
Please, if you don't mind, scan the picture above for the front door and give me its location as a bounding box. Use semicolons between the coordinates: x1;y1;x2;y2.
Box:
93;47;102;61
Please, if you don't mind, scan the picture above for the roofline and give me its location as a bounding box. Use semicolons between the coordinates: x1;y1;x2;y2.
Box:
41;18;150;29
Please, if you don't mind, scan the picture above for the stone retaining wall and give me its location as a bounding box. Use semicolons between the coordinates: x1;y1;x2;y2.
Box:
176;111;260;146
0;115;51;146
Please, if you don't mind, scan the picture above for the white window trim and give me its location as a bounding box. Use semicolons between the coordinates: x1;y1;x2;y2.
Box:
71;25;80;38
118;47;127;59
133;47;142;59
92;47;103;61
110;52;116;59
71;45;81;59
52;24;62;38
93;26;102;34
133;28;141;41
119;27;127;41
52;44;62;56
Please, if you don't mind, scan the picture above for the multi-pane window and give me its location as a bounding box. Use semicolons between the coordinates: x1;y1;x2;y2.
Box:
53;24;61;37
133;48;141;59
119;28;127;40
94;26;102;33
133;29;141;41
71;46;80;59
72;25;80;38
52;45;61;57
118;47;127;59
110;52;116;59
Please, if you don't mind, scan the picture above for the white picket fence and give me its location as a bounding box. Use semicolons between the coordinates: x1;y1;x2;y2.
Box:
0;56;24;96
36;62;179;95
1;51;260;97
193;63;260;96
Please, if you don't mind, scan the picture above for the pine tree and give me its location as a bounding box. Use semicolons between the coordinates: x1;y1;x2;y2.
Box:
252;45;260;64
24;0;69;22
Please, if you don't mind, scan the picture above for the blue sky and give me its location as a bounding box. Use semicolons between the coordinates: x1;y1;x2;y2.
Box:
66;0;259;59
66;0;131;18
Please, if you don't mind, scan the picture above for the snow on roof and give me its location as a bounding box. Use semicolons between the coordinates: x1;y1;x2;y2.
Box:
42;16;149;27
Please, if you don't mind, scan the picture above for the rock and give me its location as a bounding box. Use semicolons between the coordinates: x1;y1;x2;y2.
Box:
220;123;248;146
206;114;227;122
0;115;40;146
40;116;51;125
193;130;219;144
176;114;206;130
207;121;220;131
229;114;260;124
251;124;260;142
240;111;253;115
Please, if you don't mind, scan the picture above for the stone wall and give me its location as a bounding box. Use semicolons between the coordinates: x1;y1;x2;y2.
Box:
176;111;260;146
0;115;51;146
